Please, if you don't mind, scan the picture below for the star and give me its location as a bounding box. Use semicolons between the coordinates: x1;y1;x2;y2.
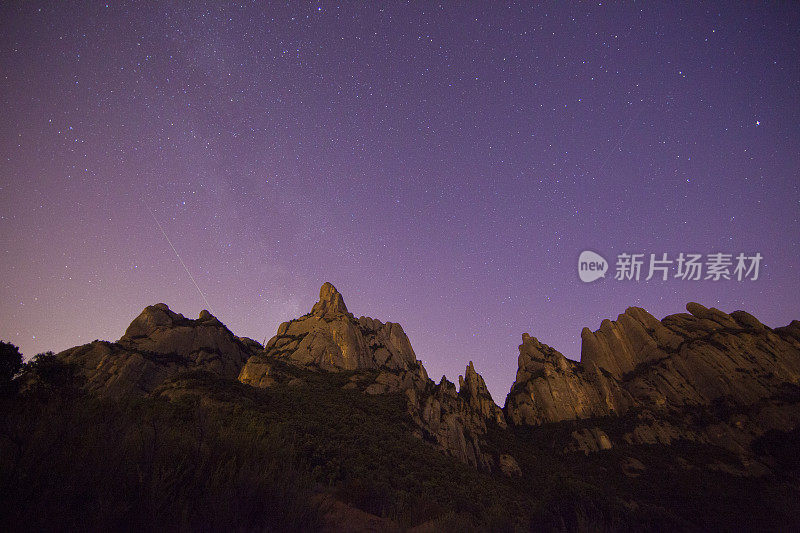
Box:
1;1;797;403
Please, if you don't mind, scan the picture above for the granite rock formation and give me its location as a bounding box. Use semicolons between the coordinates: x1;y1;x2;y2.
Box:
58;304;256;396
51;288;800;473
459;361;507;429
505;302;800;458
239;283;506;469
505;333;631;426
240;282;419;376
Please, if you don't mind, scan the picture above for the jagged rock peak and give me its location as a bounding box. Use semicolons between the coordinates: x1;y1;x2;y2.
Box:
506;331;633;426
122;304;229;340
459;361;490;397
579;306;681;378
506;302;800;459
515;333;573;383
578;302;770;379
244;282;419;375
310;282;349;317
198;309;223;326
459;361;507;428
458;361;477;390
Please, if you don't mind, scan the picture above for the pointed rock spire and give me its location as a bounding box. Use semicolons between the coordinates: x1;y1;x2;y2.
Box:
310;282;349;317
458;361;507;428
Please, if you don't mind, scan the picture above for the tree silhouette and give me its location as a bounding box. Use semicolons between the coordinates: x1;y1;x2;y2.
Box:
0;341;22;385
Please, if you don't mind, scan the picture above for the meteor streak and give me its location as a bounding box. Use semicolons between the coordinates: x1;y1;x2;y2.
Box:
145;203;212;312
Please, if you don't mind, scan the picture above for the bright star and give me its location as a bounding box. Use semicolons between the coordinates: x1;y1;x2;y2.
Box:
756;120;760;126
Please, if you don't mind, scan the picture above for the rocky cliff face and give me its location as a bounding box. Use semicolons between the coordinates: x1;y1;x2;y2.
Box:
58;304;256;396
459;361;507;429
53;289;800;473
505;333;631;426
239;283;506;469
25;292;800;530
240;282;419;376
505;302;800;458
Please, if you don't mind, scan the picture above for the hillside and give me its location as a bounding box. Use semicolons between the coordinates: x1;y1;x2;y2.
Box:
1;283;799;531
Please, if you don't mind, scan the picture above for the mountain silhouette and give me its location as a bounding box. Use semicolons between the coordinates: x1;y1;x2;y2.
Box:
2;283;799;531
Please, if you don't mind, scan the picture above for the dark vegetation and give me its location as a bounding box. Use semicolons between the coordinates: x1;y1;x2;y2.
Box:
752;426;800;474
1;353;799;531
0;341;23;393
0;354;321;532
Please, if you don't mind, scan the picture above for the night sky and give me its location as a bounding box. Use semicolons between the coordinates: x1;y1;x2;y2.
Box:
2;2;798;400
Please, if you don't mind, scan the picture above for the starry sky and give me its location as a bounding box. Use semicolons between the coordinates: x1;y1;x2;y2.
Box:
1;2;798;401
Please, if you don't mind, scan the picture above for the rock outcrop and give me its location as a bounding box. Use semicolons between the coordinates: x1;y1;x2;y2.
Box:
505;303;800;458
505;333;631;426
310;281;349;318
52;287;799;475
567;428;613;455
459;361;507;428
59;304;256;396
577;306;684;379
239;283;508;470
240;283;418;375
406;376;495;470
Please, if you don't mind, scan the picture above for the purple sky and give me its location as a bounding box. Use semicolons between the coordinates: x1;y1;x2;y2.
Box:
2;2;798;401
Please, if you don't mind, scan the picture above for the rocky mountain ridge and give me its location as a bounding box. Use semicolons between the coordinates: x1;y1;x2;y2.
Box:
506;302;800;459
54;282;800;475
239;282;504;470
